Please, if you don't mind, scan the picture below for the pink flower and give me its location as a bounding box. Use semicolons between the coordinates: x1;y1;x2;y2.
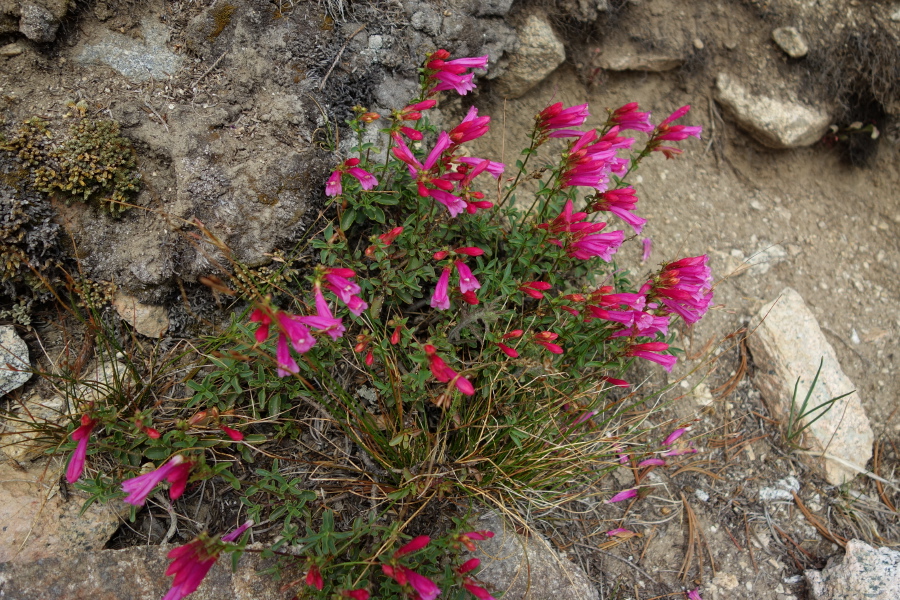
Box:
686;588;703;600
306;565;324;590
424;344;475;396
456;261;481;294
606;528;633;536
325;171;342;197
431;267;452;310
378;226;404;246
406;570;441;600
276;313;316;353
341;590;370;600
249;308;272;343
663;445;698;457
220;426;243;441
537;102;590;135
449;106;491;144
567;227;625;261
162;521;252;600
591;187;646;234
609;102;654;133
496;342;519;358
651;255;713;325
297;286;346;340
641;238;653;262
455;246;485;256
456;156;505;178
638;458;667;467
428;187;467;217
626;342;677;372
652;105;702;144
66;414;97;483
519;281;551;299
662;427;687;446
399;125;424;141
323;268;368;316
122;455;192;506
532;331;563;354
426;49;488;95
394;535;430;557
456;530;494;551
347;166;378;190
458;558;481;574
276;333;300;377
600;376;630;388
463;582;496;600
606;488;638;504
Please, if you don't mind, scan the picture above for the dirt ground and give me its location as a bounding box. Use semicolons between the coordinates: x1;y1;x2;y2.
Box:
1;0;898;599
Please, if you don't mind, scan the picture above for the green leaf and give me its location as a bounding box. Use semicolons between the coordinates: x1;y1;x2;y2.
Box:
340;208;357;231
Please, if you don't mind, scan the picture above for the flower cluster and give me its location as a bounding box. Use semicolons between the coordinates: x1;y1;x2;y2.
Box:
162;521;252;600
424;49;489;95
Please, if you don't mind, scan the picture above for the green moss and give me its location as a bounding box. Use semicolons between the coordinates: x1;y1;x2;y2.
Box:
208;3;237;41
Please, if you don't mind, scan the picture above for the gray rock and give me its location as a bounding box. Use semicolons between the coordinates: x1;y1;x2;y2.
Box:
493;13;566;99
0;325;30;396
0;541;295;599
410;6;442;37
476;0;515;17
77;18;182;81
18;2;58;43
806;540;900;600
0;459;126;564
715;72;831;148
113;292;169;338
473;512;599;600
772;26;808;58
759;476;800;504
747;288;874;485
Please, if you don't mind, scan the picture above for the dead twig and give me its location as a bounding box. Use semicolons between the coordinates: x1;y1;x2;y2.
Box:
791;491;847;548
192;51;228;89
874;441;897;512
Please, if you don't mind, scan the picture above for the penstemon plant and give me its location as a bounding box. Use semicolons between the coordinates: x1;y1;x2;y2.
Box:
58;48;712;600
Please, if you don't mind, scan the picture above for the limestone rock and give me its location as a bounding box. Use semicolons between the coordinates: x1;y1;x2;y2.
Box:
475;0;515;17
772;26;808;58
0;459;125;564
113;291;169;338
473;512;599;600
493;13;565;99
0;541;295;599
715;73;831;148
0;325;30;396
0;42;24;56
596;42;684;72
1;361;130;461
747;287;873;484
76;17;183;81
806;540;900;600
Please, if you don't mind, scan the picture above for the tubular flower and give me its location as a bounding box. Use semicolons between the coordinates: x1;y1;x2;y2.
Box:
249;308;272;343
430;267;452;310
341;590;370;600
532;331;564;354
638;458;667;468
323;267;368;316
540;200;625;261
121;455;192;506
66;414;97;483
641;237;653;262
456;531;495;552
426;49;488;95
394;536;431;558
662;427;687;446
463;582;496;600
220;426;243;441
496;342;519;358
296;286;346;340
455;261;481;294
519;281;551;299
324;158;378;197
557;130;619;190
449;106;491;144
686;588;704;600
162;521;252;600
590;187;646;234
536;102;590;137
606;488;638;504
608;102;654;133
454;246;485;257
650;255;713;325
600;376;630;388
306;565;324;591
456;156;505;178
649;105;702;155
626;341;677;372
424;344;475;396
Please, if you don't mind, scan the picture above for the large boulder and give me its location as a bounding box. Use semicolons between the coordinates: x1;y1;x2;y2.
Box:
806;540;900;600
492;13;565;99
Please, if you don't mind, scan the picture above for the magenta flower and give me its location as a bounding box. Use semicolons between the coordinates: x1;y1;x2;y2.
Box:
519;281;551;299
424;344;475;395
651;255;713;325
567;227;625;261
449;106;491;144
276;333;299;377
686;588;703;600
297;286;345;340
276;312;316;353
406;570;441;600
606;488;638;504
425;49;488;95
638;458;667;468
456;156;504;178
249;308;272;343
532;331;563;354
537;102;590;135
662;427;687;446
496;342;519;358
641;237;653;262
162;521;252;600
428;187;467;217
609;102;654;133
323;267;368;316
65;414;97;483
463;582;496;600
600;376;630;388
606;528;633;536
121;455;192;506
306;564;324;590
325;171;342;197
591;187;646;234
652;105;702;144
626;342;677;372
399;126;424;141
456;261;481;294
431;267;452;310
394;535;431;557
663;446;698;457
456;530;494;551
325;158;378;197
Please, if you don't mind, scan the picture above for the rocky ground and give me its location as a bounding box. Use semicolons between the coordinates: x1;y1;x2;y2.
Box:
1;0;899;599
